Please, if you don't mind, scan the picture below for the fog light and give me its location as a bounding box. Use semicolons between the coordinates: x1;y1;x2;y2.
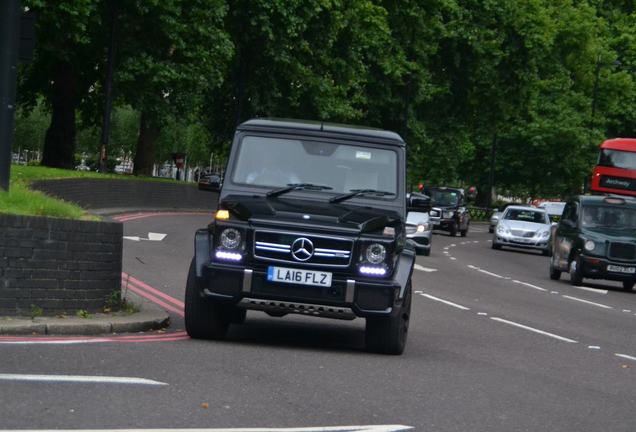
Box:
215;250;242;261
359;266;387;276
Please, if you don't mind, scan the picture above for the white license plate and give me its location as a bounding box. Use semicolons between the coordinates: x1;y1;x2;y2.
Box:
267;266;332;287
607;264;636;274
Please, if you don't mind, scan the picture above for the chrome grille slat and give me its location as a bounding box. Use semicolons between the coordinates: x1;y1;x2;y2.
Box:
253;230;353;267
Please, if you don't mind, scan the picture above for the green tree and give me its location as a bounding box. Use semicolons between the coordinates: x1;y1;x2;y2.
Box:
112;0;232;176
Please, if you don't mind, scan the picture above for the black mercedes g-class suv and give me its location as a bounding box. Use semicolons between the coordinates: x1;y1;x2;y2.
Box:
550;195;636;291
185;119;415;354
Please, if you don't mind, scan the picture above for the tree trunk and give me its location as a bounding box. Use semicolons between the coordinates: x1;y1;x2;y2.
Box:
41;61;77;169
133;110;159;176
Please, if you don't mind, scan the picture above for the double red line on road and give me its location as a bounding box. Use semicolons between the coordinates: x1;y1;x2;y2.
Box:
121;272;185;317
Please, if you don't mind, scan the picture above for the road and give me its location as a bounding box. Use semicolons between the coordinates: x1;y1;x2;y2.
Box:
1;214;635;432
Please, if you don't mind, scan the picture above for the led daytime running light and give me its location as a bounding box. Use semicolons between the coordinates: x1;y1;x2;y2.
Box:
359;266;387;276
215;250;242;261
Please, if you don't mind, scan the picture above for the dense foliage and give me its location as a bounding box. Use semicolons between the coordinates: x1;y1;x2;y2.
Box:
13;0;636;203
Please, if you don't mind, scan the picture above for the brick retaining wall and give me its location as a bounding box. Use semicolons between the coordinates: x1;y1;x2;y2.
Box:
0;214;122;316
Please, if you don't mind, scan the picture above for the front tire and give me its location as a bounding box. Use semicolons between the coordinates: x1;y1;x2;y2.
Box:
422;247;431;257
184;258;230;339
449;222;458;237
492;239;501;250
460;223;469;237
365;281;411;355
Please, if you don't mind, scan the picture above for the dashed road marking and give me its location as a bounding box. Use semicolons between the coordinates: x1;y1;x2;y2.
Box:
414;264;437;273
615;353;636;362
562;295;613;309
0;374;167;386
419;293;470;310
0;426;413;432
512;280;547;291
572;286;608;295
490;317;578;343
588;346;601;350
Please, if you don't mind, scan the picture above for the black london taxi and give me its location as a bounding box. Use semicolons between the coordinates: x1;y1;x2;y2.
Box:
550;195;636;291
184;119;415;354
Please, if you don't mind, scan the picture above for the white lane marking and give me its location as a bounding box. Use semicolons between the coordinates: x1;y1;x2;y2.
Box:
443;247;449;250
414;264;437;273
550;291;559;294
449;257;457;261
615;354;636;362
490;318;578;343
123;232;167;242
443;251;450;255
473;241;479;244
420;293;470;310
512;280;547;292
450;244;456;247
0;374;167;386
562;295;613;309
572;286;608;294
1;427;413;432
477;312;488;316
588;346;601;350
622;310;631;313
414;290;423;294
468;265;505;279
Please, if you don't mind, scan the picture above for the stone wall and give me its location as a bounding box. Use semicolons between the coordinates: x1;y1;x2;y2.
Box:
0;214;122;316
31;178;218;210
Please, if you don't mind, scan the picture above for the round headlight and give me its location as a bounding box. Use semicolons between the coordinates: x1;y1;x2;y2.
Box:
220;228;241;250
417;223;429;233
584;240;595;251
365;243;386;264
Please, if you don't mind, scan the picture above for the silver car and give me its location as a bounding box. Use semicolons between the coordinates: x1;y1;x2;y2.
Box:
406;211;433;256
492;206;552;255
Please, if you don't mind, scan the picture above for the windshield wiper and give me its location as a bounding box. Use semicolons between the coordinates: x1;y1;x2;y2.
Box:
266;183;333;198
329;189;396;203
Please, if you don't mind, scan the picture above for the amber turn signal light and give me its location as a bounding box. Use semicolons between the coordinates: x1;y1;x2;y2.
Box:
215;210;230;220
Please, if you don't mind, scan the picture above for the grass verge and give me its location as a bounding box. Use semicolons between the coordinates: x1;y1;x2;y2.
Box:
1;164;190;220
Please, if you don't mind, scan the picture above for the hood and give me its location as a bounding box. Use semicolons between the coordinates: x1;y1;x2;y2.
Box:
500;220;550;232
406;211;430;225
221;194;403;234
582;227;636;242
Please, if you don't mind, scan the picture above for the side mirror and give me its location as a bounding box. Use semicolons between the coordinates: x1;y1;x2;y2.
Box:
408;194;432;212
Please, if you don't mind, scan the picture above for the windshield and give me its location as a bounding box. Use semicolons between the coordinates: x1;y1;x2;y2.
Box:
581;205;636;229
504;209;549;224
598;148;636;170
231;136;398;196
426;189;460;206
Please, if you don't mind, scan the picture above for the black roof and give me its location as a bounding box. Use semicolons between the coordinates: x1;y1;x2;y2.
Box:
237;118;405;146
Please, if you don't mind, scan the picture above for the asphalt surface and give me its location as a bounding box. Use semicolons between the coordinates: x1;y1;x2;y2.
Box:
1;214;635;431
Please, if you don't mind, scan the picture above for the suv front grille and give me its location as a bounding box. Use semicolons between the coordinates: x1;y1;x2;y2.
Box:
254;230;353;267
608;242;636;261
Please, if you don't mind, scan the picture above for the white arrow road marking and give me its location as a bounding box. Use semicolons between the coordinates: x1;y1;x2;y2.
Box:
0;374;167;386
0;427;413;432
414;264;437;273
490;318;578;343
123;232;167;242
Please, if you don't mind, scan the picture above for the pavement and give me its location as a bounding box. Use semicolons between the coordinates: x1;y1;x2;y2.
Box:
0;290;170;336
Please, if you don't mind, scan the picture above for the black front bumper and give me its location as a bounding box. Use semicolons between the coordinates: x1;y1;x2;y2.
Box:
199;259;410;318
580;254;636;282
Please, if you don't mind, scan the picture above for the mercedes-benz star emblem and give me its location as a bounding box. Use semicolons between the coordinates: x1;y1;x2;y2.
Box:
291;237;314;261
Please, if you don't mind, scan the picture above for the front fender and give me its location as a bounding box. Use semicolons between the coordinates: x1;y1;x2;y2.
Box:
194;229;213;278
394;248;415;300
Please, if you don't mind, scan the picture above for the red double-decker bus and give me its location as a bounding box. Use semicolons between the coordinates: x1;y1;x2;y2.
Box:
590;138;636;197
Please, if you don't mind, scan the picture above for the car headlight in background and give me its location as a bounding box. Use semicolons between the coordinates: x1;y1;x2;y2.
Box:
365;243;387;264
540;231;550;238
219;228;242;250
584;240;596;251
443;211;454;219
496;225;508;234
416;223;430;232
